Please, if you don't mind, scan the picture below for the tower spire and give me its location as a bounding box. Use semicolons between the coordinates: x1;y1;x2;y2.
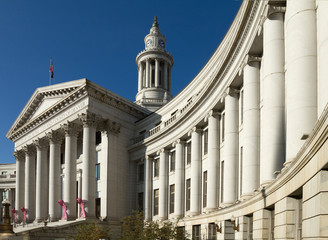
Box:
135;17;174;111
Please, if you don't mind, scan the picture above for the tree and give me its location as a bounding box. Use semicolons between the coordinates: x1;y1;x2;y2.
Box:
70;222;111;240
120;211;190;240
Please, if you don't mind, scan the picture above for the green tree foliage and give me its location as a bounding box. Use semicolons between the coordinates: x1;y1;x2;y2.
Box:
70;222;111;240
120;211;190;240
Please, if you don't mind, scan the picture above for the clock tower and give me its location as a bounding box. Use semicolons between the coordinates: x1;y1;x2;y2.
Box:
135;17;174;111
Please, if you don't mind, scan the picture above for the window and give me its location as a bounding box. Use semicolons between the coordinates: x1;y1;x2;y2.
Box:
95;163;100;180
170;151;176;172
204;129;208;155
186;179;191;211
96;131;102;145
170;184;175;214
221;161;224;203
2;191;7;201
60;153;65;164
154;189;159;216
222;112;225;142
96;198;101;218
208;223;217;240
138;163;144;182
1;171;7;175
203;171;208;208
186;142;191;165
192;225;201;240
138;192;144;211
151;66;155;86
154;159;159;178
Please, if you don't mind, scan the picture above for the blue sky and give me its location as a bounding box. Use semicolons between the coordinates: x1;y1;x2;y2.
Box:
0;0;241;164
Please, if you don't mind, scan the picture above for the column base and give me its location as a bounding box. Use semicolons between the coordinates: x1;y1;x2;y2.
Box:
240;193;253;201
204;207;218;213
187;211;200;217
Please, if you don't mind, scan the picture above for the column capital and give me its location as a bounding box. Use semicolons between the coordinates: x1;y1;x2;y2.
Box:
172;139;185;147
188;126;202;136
78;111;101;128
22;145;36;156
33;138;49;151
204;110;221;122
267;5;285;18
46;130;64;144
156;148;168;156
60;122;79;137
244;54;262;65
145;156;153;162
99;119;121;134
225;87;240;97
13;150;25;161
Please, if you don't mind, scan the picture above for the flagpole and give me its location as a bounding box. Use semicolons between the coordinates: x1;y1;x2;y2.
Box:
49;58;52;85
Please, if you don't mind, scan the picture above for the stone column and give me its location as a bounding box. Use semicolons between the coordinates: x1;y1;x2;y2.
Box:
317;0;328;117
46;131;62;221
189;127;202;215
144;156;153;221
223;88;239;206
163;62;168;90
253;209;274;240
34;138;49;222
261;6;285;186
23;145;36;222
205;110;220;210
158;149;168;219
138;63;142;91
145;59;150;88
79;112;98;218
155;58;159;87
242;56;260;198
285;0;317;163
62;123;79;220
6;188;13;218
173;139;185;218
13;150;25;221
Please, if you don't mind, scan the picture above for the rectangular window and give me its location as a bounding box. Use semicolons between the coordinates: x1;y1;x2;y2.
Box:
208;223;217;240
154;159;159;178
151;67;155;86
1;171;7;175
60;153;65;164
186;142;191;165
203;171;208;208
186;179;191;211
138;163;144;182
247;215;253;240
154;189;159;216
170;184;175;214
95;163;100;180
96;131;102;145
192;225;201;240
170;151;176;172
138;192;144;211
221;161;224;203
204;129;208;155
222;112;225;142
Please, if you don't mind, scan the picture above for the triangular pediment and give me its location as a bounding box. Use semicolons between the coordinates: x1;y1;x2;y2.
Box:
7;79;88;138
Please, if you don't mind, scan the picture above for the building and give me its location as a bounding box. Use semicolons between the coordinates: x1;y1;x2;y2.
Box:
3;0;328;239
0;164;16;224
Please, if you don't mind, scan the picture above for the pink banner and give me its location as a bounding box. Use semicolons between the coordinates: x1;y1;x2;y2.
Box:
76;198;86;218
11;208;17;223
58;200;67;220
20;207;26;223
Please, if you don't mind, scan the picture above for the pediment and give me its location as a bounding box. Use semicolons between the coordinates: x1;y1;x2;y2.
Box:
7;79;88;138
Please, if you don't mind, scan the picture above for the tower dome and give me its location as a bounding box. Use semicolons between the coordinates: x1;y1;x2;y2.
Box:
135;17;174;111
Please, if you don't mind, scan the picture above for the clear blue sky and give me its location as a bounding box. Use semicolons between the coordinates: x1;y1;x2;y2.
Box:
0;0;241;164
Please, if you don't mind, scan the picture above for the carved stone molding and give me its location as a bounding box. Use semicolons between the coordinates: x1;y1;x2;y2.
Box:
60;122;79;137
13;150;25;161
22;145;36;156
33;138;49;151
172;139;185;147
188;127;202;136
204;110;221;123
156;148;168;156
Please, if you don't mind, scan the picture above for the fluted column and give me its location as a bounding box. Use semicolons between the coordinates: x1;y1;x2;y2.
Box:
285;0;317;163
223;88;239;206
205;110;220;210
14;150;25;221
242;56;260;198
34;138;49;222
173;139;185;217
155;58;159;87
317;0;328;116
79;112;98;218
163;62;168;90
261;6;285;185
145;156;153;221
158;149;168;219
62;123;79;220
145;59;150;88
138;63;143;91
23;145;36;222
189;127;202;215
46;131;63;221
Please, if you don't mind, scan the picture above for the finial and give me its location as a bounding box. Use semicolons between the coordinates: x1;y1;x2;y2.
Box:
153;16;159;27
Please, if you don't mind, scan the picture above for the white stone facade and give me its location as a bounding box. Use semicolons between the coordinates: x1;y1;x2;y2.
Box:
3;0;328;239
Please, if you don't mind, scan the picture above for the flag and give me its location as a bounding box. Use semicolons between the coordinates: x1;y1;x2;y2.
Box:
49;59;54;78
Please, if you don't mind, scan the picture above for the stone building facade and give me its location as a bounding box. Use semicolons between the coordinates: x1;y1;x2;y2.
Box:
3;0;328;239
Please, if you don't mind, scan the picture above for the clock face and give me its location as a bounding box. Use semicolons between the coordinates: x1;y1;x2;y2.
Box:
146;39;152;47
158;39;165;48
